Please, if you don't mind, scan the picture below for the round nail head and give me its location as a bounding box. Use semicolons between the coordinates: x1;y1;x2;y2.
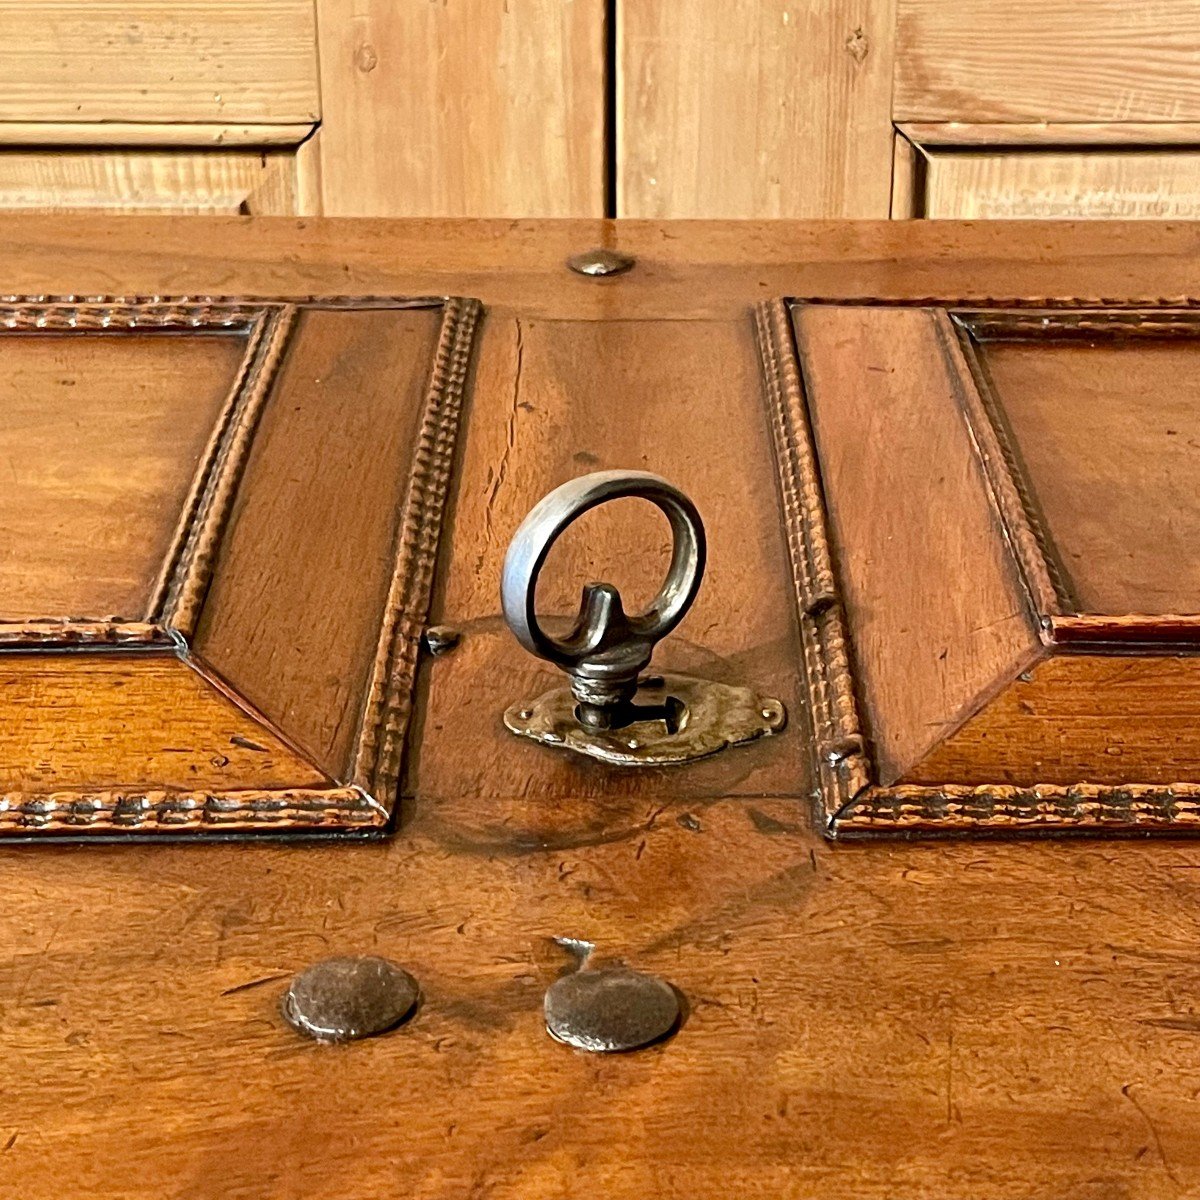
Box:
566;248;635;277
423;625;461;656
544;966;680;1052
282;955;418;1042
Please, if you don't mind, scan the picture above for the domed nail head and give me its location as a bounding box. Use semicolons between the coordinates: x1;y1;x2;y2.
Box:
566;248;635;277
282;955;418;1042
544;966;680;1052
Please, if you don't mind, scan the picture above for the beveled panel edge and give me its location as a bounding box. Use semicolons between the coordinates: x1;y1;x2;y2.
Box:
764;297;1200;839
954;306;1200;646
946;311;1071;621
154;305;299;637
753;300;871;829
349;296;483;813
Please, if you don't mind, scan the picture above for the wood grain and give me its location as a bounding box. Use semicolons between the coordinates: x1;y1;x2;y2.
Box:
407;315;804;806
0;654;326;792
8;796;1200;1196
922;149;1200;219
0;0;319;124
895;0;1200;123
5;217;1200;321
794;304;1041;784
314;0;605;216
909;654;1200;785
618;0;895;217
2;220;1200;1195
0;149;299;214
0;330;247;620
977;337;1200;614
195;307;443;782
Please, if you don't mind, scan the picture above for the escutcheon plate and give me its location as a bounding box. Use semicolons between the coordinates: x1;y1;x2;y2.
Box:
504;672;786;767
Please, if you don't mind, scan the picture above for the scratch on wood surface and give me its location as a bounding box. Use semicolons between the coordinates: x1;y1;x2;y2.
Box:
1122;1083;1181;1187
220;972;290;997
484;318;523;547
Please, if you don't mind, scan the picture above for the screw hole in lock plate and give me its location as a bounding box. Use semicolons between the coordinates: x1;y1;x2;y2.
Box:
500;470;787;767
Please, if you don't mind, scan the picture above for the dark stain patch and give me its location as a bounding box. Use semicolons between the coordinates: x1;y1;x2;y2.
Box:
573;450;601;466
1140;1016;1200;1032
640;861;819;956
676;811;703;833
845;26;869;64
230;735;268;753
422;813;663;857
748;807;804;836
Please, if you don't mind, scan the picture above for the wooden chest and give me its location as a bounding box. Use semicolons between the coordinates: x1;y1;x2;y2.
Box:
6;218;1200;1198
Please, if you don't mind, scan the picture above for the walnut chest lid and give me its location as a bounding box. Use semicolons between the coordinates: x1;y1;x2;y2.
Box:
768;300;1200;837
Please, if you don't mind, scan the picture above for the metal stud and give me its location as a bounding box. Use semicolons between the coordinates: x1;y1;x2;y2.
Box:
566;248;635;278
282;955;418;1042
544;966;681;1052
422;625;462;656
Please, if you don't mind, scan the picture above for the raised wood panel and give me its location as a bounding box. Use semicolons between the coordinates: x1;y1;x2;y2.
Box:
618;0;895;217
0;654;326;793
0;294;477;835
0;1;319;125
921;148;1200;219
314;0;604;217
793;304;1041;786
895;0;1200;123
195;307;443;782
0;330;247;619
0;149;300;214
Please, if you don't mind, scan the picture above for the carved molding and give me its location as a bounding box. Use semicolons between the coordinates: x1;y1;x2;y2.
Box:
0;787;382;834
759;297;1200;838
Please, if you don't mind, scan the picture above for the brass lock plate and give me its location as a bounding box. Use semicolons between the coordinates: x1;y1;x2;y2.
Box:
505;672;786;767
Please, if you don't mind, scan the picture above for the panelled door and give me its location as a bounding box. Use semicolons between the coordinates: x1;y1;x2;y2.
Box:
1;2;1199;218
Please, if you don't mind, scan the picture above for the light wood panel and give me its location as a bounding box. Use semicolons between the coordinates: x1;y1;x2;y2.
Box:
0;1;319;125
313;0;605;217
922;148;1200;219
0;331;247;619
895;0;1200;123
618;0;895;217
0;654;325;792
794;304;1040;785
0;149;300;214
